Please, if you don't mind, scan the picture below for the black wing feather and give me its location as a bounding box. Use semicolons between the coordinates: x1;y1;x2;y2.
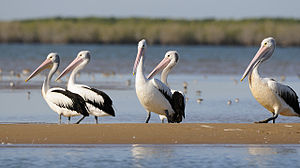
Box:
82;86;115;116
157;89;184;123
277;86;300;115
172;91;185;119
52;89;89;116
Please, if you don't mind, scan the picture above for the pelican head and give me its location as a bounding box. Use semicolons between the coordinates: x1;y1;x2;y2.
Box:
55;50;90;81
133;39;147;75
25;53;59;82
240;37;276;81
147;51;179;79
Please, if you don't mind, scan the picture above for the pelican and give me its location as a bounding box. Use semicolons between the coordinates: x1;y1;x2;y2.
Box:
25;53;89;124
56;51;115;124
133;39;183;123
147;51;185;123
241;37;300;123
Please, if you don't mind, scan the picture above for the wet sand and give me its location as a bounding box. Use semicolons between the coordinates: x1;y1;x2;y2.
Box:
0;123;300;144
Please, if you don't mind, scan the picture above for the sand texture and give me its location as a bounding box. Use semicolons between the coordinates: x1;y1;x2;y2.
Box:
0;123;300;144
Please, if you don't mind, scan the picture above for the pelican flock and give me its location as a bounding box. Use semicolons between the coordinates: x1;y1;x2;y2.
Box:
56;51;115;124
241;37;300;123
20;37;299;124
147;51;185;123
25;53;89;124
133;39;184;123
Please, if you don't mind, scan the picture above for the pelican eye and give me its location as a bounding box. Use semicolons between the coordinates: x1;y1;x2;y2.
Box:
167;55;170;57
49;56;53;59
264;42;267;46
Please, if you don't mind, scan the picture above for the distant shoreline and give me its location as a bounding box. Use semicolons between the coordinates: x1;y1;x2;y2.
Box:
0;17;299;46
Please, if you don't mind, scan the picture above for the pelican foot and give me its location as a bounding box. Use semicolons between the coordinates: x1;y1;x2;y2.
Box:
254;120;269;124
254;114;278;124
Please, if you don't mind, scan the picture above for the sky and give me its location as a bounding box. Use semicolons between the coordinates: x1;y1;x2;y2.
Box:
0;0;300;21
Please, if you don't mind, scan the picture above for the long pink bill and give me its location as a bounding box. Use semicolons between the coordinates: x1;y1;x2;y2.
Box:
240;46;269;81
132;47;144;75
55;57;83;81
147;57;171;79
25;59;52;82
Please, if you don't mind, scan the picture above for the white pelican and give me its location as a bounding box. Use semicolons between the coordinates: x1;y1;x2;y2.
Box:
241;37;300;123
55;51;115;124
133;39;183;123
25;53;89;124
147;51;185;123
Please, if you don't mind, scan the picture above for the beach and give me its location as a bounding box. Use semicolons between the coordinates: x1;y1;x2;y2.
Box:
0;44;300;167
1;123;300;144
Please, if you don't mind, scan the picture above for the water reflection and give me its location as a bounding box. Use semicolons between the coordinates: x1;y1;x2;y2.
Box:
131;144;174;167
248;145;297;156
247;145;298;167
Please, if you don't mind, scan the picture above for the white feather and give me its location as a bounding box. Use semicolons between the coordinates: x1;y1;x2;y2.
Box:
44;88;81;117
68;84;110;117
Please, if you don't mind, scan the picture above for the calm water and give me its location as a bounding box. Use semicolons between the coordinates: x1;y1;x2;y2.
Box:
0;74;299;124
0;144;300;168
0;43;300;75
0;44;300;167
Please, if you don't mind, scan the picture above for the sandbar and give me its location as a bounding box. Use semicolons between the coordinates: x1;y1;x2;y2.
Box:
0;123;300;144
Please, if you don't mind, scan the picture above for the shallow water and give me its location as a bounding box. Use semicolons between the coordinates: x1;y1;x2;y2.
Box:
0;43;300;75
0;74;299;124
0;144;300;168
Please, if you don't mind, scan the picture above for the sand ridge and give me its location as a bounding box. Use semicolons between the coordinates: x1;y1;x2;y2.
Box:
0;123;300;144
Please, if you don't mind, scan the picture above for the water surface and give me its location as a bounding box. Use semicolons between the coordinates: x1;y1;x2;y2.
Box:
0;144;299;168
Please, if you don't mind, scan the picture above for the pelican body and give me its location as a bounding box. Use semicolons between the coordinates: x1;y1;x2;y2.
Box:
25;53;89;124
147;51;185;123
133;39;183;123
241;37;300;123
56;51;115;124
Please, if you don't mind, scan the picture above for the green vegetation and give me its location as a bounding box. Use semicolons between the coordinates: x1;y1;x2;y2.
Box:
0;17;300;46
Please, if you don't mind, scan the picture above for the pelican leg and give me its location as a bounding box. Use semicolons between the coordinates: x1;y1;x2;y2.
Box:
68;117;71;124
161;119;165;123
164;110;171;123
58;114;62;124
95;116;98;124
255;114;278;123
145;111;151;123
272;113;276;123
75;116;86;124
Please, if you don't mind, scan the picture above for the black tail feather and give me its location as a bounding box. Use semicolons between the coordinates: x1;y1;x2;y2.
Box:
170;91;185;123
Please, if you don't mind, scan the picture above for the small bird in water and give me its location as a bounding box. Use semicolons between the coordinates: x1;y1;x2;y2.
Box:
126;79;131;86
196;90;201;96
183;82;188;90
9;82;15;88
27;91;31;100
197;98;203;104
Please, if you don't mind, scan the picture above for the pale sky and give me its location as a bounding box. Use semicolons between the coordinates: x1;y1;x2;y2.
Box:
1;0;300;20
